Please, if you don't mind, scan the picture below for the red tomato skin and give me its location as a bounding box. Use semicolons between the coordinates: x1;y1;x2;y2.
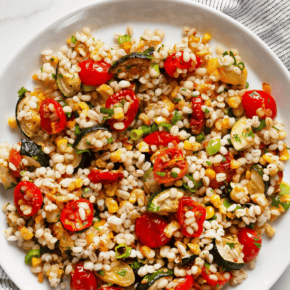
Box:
71;263;98;290
143;132;179;146
9;148;23;178
135;213;171;248
99;288;122;290
14;181;43;216
106;90;139;131
88;169;124;184
39;98;67;134
153;148;188;184
175;276;194;290
61;199;94;232
209;154;235;189
201;267;232;287
78;59;113;86
164;52;200;77
190;96;204;135
238;227;262;263
242;90;277;119
177;197;206;238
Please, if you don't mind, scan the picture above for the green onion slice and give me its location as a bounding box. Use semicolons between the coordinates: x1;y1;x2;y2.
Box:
130;129;143;140
25;249;40;264
100;107;114;116
115;244;132;259
118;34;131;45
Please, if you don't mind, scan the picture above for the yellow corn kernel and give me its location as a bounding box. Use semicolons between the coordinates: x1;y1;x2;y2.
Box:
155;116;169;125
32;74;39;81
204;99;212;107
210;194;222;208
196;49;209;57
56;138;68;153
251;193;269;207
32;114;41;124
106;184;118;196
122;141;133;151
205;169;216;180
78;102;90;111
206;58;219;75
187;243;201;255
279;148;289;161
227;96;242;109
264;223;275;238
32;257;42;267
105;198;119;214
8;116;18;128
120;42;133;53
137;141;150;152
86;232;94;245
188;35;200;43
75;178;83;188
113;106;125;121
19;226;33;240
205;206;215;219
184;140;194;151
96;158;107;168
202;33;212;44
161;96;175;113
280;194;290;203
67;119;76;129
171;85;180;98
222;118;231;129
262;154;272;163
278;131;287;139
259;157;266;166
245;170;252;180
215;118;223;131
68;182;76;192
139;113;151;126
58;269;64;278
140;245;155;259
110;150;122;163
232;104;244;117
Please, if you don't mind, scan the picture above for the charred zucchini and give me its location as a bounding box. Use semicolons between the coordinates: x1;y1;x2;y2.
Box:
181;254;197;266
109;48;154;78
73;151;91;174
16;91;40;139
211;237;245;270
147;188;184;215
20;139;49;168
0;166;17;189
56;65;81;97
136;268;173;290
73;125;110;150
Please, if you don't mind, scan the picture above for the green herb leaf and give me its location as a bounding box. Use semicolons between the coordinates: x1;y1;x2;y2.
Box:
204;108;210;114
75;149;91;155
226;243;235;249
233;134;241;143
100;107;114;116
156;172;166;177
97;270;105;276
273;126;280;131
107;137;113;144
206;139;221;156
86;140;91;146
246;82;249;89
171;110;182;125
171;172;178;178
143;167;153;182
52;73;57;80
40;67;43;73
173;98;181;102
118;34;131;45
206;161;212;166
71;35;77;43
205;262;210;269
130;261;141;270
116;269;127;277
254;242;261;249
74;124;81;135
17;87;28;98
253;118;266;132
196;133;205;143
223;199;232;209
159;122;172;133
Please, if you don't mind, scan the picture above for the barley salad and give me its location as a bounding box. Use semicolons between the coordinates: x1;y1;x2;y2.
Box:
1;25;290;290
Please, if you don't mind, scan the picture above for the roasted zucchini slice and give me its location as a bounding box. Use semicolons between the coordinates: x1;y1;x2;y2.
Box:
73;151;91;174
0;165;17;189
181;254;198;266
56;65;81;97
16;91;40;139
143;167;161;194
247;167;265;195
211;236;245;271
73;125;110;151
109;48;154;78
147;187;184;215
136;268;173;290
20;139;49;168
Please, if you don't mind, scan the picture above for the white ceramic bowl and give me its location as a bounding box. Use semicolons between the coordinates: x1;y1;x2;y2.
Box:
1;0;290;289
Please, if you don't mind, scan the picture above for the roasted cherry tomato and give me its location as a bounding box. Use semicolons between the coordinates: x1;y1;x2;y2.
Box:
153;148;188;184
78;59;113;86
238;227;262;263
9;148;23;178
164;52;201;77
210;153;235;189
39;98;67;134
135;213;171;248
201;266;232;287
242;90;277;119
174;276;196;290
105;90;139;131
190;96;204;135
143;132;179;146
99;288;122;290
14;181;43;216
177;197;206;238
61;199;94;232
88;169;124;184
71;263;98;290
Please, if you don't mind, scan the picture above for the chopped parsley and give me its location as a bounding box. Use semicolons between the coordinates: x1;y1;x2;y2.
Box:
40;67;43;73
71;35;77;44
100;107;114;116
233;134;241;143
223;199;232;209
173;98;181;102
156;172;166;177
204;262;210;269
116;269;127;277
97;270;105;276
204;108;210;114
17;87;28;97
242;130;255;138
50;58;55;62
206;161;212;166
171;172;178;178
107;137;113;144
226;243;235;249
59;74;63;79
171;110;182;125
254;242;261;249
273;126;280;131
52;73;57;80
74;124;81;135
86;140;91;146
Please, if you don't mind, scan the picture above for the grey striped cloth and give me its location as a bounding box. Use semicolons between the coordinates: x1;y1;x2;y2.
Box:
1;0;290;289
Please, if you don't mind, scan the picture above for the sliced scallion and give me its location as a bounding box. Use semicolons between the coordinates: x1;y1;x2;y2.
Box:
115;244;132;259
118;34;131;45
100;107;114;116
130;129;143;140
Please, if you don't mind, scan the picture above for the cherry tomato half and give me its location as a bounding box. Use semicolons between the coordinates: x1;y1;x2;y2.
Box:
106;90;139;131
164;52;201;77
174;276;195;290
88;169;124;184
143;132;179;146
61;199;94;232
135;213;171;248
238;227;262;263
177;197;206;238
201;266;232;287
78;59;113;86
39;98;67;134
153;148;188;184
9;148;23;178
190;96;204;135
99;288;122;290
209;153;235;189
14;181;43;216
242;90;277;119
71;263;98;290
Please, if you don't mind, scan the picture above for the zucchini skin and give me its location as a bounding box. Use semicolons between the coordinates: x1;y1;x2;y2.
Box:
136;269;173;290
73;125;110;149
73;152;91;174
20;139;49;167
210;240;245;271
181;254;198;266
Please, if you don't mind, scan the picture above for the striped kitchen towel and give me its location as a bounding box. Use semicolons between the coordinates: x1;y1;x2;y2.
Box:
1;0;290;289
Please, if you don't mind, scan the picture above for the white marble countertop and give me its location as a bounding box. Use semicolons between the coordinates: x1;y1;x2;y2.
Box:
0;0;290;289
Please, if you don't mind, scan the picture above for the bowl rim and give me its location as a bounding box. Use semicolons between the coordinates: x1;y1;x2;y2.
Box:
1;1;290;289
